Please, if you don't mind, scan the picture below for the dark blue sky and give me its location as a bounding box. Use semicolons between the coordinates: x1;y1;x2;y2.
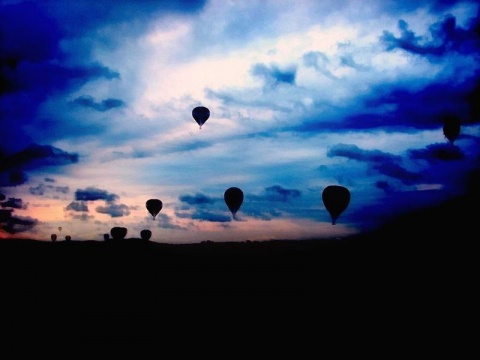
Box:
1;0;479;242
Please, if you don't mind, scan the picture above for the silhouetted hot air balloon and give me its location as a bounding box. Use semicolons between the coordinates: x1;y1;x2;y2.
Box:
146;199;163;220
443;116;461;144
192;106;210;129
65;235;71;241
51;234;57;242
322;185;350;225
58;226;62;232
224;187;244;220
103;233;110;241
140;229;152;241
110;227;127;240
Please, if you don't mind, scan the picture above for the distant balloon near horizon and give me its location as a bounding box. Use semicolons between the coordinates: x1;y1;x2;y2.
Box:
192;106;210;129
103;233;110;241
442;116;461;144
224;187;244;220
110;227;127;240
322;185;351;225
51;234;57;242
58;226;62;232
65;235;71;241
140;229;152;241
146;199;163;220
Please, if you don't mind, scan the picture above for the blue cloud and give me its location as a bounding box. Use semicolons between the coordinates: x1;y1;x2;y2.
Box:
74;187;118;202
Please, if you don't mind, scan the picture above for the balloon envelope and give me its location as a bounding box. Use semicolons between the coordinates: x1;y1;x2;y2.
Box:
322;185;350;225
51;234;57;242
140;229;152;241
192;106;210;129
110;227;127;240
65;235;71;241
443;116;461;144
146;199;163;220
224;187;244;220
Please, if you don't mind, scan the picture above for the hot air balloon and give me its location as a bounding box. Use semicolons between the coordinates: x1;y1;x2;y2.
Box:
110;227;127;240
146;199;163;220
224;187;244;220
58;226;62;232
103;233;110;241
65;235;71;241
192;106;210;129
51;234;57;242
140;229;152;241
443;116;461;144
322;185;350;225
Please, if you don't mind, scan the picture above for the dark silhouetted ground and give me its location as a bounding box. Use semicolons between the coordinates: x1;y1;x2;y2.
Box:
1;188;479;356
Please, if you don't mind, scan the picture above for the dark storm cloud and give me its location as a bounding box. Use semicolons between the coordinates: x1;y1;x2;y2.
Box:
72;95;126;112
251;63;297;88
179;193;216;205
66;201;89;212
74;187;119;202
381;14;480;57
409;143;465;162
95;203;130;217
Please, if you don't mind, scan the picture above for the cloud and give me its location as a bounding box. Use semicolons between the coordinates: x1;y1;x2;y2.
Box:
74;187;119;202
66;201;89;212
0;144;79;186
251;63;297;89
95;203;130;217
71;95;126;112
259;185;301;202
155;213;185;230
380;14;480;58
179;193;216;205
1;198;26;210
29;182;70;196
409;143;465;162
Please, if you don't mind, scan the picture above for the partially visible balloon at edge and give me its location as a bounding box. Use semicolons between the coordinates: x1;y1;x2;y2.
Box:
442;116;461;144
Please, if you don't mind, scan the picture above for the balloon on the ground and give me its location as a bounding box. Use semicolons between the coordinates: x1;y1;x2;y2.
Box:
192;106;210;129
146;199;163;220
224;187;244;220
322;185;351;225
110;227;127;240
65;235;71;241
140;229;152;241
51;234;57;242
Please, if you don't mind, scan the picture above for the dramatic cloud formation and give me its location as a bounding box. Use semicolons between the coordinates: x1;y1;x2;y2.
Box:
1;0;479;242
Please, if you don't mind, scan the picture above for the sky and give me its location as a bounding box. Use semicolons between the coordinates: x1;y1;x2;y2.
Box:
1;0;479;243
